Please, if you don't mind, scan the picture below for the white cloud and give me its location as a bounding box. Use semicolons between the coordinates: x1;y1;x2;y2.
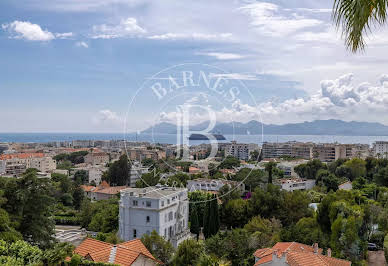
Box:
55;32;73;39
2;20;73;41
92;17;146;39
147;32;232;41
76;41;89;48
239;2;323;36
209;73;260;80
294;8;332;13
2;21;55;41
197;52;245;60
156;74;388;125
93;109;123;126
294;27;339;43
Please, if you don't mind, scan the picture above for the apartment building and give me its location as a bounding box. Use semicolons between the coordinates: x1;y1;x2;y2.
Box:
84;152;109;165
224;141;259;161
0;143;9;154
312;143;369;162
187;178;245;193
75;165;107;184
263;142;369;162
373;141;388;158
0;153;56;176
129;162;150;187
127;148;166;162
119;186;190;248
72;140;94;148
262;142;313;159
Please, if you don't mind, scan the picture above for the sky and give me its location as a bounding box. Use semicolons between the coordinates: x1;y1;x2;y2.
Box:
2;0;388;132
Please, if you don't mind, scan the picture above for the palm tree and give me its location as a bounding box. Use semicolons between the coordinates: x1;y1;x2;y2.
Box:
332;0;388;52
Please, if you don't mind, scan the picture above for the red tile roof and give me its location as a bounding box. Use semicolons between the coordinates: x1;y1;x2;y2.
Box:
254;242;350;266
74;238;161;266
0;153;45;160
74;238;111;257
96;186;127;195
81;185;95;192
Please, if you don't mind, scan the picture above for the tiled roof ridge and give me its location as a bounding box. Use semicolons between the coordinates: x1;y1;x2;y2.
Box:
318;253;352;264
85;237;114;246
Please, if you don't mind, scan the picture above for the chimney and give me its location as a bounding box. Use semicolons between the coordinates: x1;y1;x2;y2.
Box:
313;243;318;254
327;248;331;257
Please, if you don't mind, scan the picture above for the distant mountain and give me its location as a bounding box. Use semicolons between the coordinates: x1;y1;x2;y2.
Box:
141;119;388;136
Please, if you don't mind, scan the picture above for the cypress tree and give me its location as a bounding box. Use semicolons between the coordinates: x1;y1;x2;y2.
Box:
190;206;200;240
203;194;211;238
208;194;220;237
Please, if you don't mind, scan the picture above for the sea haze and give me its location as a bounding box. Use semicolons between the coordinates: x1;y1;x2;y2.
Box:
1;133;388;146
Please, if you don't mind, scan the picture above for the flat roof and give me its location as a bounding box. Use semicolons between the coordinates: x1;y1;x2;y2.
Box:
121;186;187;199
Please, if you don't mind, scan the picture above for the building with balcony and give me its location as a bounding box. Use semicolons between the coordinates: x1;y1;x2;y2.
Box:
225;141;259;161
119;186;190;248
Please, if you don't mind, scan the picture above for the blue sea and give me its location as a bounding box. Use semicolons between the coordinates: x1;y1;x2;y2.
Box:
1;133;388;146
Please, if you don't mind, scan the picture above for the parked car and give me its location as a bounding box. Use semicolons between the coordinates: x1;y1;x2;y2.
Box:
367;243;378;251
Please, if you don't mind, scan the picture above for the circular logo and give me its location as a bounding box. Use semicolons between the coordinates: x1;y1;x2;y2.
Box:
124;63;263;204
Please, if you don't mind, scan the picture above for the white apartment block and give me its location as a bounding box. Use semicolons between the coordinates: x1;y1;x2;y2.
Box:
276;178;315;192
373;141;388;158
263;142;369;162
119;186;190;248
129;163;150;187
30;157;57;172
187;178;245;193
262;142;313;159
225;141;259;161
0;155;56;176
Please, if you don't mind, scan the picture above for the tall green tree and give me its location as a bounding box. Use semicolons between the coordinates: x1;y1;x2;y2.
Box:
264;162;277;184
141;230;174;264
172;239;204;266
203;195;220;238
105;154;130;186
190;206;200;240
16;171;55;248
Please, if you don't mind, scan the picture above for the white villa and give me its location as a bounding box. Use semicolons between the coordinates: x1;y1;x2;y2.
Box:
119;186;190;248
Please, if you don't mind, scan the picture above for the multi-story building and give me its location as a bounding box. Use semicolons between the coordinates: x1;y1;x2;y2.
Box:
187;178;245;193
263;141;369;162
262;142;313;159
224;141;259;161
373;141;388;158
127;148;166;162
313;143;369;162
119;186;190;248
0;153;56;176
72;140;94;148
84;152;109;165
75;165;107;184
129;163;150;187
0;143;9;154
0;160;5;175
